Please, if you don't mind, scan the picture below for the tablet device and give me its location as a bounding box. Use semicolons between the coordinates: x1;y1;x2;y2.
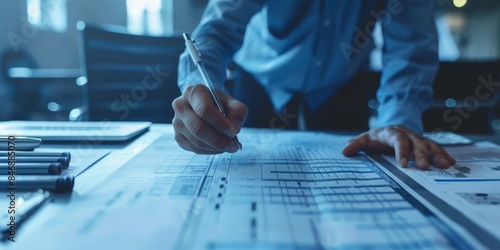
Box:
0;121;151;142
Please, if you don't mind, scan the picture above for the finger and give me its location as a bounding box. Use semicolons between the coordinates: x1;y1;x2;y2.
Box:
411;137;430;170
342;133;370;156
174;132;223;154
186;84;237;138
173;108;237;153
443;150;456;165
387;131;410;168
219;91;249;133
172;116;223;153
430;144;456;169
342;131;393;157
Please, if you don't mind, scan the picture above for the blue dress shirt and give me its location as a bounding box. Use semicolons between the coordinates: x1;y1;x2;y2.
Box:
178;0;439;134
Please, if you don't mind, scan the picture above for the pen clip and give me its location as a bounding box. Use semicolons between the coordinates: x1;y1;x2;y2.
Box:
192;39;202;58
183;33;203;65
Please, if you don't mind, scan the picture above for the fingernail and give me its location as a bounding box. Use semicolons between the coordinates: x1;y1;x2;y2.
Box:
224;129;236;138
225;144;238;153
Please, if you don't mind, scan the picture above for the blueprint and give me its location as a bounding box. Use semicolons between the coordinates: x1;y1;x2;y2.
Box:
9;129;489;249
380;141;500;247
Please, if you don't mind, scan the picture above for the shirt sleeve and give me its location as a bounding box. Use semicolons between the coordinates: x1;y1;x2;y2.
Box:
177;0;264;93
375;0;439;134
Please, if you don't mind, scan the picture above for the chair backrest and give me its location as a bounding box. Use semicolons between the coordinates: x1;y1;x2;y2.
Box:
422;60;500;134
78;22;184;122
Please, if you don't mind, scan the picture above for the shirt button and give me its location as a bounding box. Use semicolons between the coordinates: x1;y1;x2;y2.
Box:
316;60;322;66
323;20;331;27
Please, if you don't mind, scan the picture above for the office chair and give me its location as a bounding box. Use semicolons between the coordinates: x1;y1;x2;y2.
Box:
77;22;184;122
422;60;500;134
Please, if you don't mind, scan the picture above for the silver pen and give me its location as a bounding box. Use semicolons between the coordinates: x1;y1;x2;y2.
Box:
1;189;51;241
0;136;41;151
183;33;242;151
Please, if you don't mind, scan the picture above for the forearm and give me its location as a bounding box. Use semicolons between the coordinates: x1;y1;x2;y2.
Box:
376;0;438;134
178;0;264;92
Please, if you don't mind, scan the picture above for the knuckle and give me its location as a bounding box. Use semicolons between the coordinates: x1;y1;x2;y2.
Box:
413;147;427;155
171;97;184;112
195;104;210;119
213;117;228;131
193;139;209;150
190;122;206;138
187;84;204;98
414;138;426;146
184;84;196;95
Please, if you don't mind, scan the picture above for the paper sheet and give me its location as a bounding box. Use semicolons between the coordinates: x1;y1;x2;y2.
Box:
379;141;500;246
5;129;473;250
32;147;110;176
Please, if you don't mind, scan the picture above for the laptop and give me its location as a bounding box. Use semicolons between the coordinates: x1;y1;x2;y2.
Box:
0;121;151;141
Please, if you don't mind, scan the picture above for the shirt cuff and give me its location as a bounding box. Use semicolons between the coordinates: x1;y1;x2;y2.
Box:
375;100;425;134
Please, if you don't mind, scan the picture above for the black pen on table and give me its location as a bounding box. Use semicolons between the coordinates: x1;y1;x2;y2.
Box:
0;151;71;160
0;156;70;169
183;33;242;151
0;162;62;175
0;176;74;192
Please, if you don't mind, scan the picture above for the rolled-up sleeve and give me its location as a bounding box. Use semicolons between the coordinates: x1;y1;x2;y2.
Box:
177;0;264;92
376;0;439;134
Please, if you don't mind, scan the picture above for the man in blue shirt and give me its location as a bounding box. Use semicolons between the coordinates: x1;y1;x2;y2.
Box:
172;0;456;170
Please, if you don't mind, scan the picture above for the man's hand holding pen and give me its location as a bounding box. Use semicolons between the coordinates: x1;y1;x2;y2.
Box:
172;84;248;154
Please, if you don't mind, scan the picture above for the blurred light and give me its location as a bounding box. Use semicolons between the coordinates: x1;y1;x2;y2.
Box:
8;67;32;78
164;0;173;34
47;102;61;112
146;0;163;35
127;0;164;35
76;76;88;86
146;0;162;13
27;0;41;25
69;108;83;121
76;21;86;31
453;0;467;8
26;0;67;33
127;0;146;34
445;98;457;107
127;0;146;14
49;0;68;33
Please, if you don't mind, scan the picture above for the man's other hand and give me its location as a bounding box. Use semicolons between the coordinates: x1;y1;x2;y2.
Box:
342;126;456;170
